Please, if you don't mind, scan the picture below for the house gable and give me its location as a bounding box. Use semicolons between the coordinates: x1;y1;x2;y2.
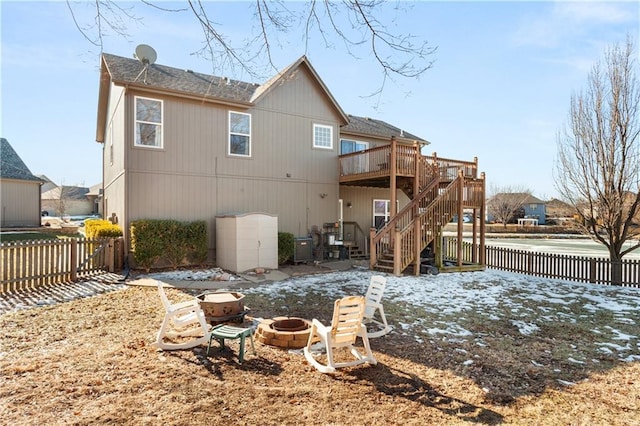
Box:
0;138;42;183
1;138;42;227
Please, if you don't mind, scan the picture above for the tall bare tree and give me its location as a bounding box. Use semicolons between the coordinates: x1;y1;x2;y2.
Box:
555;37;640;285
66;0;436;95
487;185;533;228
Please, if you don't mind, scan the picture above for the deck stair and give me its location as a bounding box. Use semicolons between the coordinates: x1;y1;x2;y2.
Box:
370;169;484;275
347;244;366;260
339;139;485;275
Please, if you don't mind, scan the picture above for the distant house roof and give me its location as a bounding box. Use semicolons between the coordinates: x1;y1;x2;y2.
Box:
0;138;42;183
36;174;58;192
97;54;349;142
342;115;428;144
491;193;545;204
42;186;90;201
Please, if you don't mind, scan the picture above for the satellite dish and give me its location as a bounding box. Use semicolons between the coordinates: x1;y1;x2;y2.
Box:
134;44;157;65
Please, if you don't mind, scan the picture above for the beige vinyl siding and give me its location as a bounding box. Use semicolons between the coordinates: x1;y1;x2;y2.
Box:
122;64;343;255
105;85;126;179
339;186;410;232
0;179;41;227
102;84;127;233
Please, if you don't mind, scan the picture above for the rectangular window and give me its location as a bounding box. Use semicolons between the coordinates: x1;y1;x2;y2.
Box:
134;96;163;148
229;111;251;157
373;199;391;229
341;138;369;173
340;139;368;154
313;124;333;149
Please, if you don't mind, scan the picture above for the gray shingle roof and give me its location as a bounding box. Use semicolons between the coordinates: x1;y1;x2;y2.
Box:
102;53;258;103
342;115;427;143
101;53;425;143
42;186;90;201
0;138;42;182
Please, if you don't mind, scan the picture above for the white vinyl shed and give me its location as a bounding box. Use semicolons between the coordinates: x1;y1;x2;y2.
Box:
215;212;278;273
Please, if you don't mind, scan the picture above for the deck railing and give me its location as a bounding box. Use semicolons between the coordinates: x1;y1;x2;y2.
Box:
0;237;125;293
339;144;478;182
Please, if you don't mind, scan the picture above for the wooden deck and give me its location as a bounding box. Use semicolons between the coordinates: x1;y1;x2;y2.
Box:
338;139;486;276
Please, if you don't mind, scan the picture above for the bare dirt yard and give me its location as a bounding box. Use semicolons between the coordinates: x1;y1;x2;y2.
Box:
1;266;639;425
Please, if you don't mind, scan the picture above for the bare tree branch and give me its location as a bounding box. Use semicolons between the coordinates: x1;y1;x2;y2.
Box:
487;185;533;228
67;0;437;95
555;37;640;284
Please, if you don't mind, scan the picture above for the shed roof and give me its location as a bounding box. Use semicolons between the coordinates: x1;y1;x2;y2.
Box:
0;138;42;182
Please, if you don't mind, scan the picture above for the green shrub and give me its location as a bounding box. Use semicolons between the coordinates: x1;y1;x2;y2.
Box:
84;219;123;238
278;232;295;264
130;219;208;272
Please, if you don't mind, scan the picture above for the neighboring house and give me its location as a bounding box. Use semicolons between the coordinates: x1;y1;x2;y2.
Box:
0;138;43;227
87;183;103;217
486;193;546;225
96;52;485;273
546;198;575;220
37;174;58;193
41;185;96;217
522;194;546;225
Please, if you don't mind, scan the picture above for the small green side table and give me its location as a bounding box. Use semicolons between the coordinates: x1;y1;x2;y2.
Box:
207;324;255;363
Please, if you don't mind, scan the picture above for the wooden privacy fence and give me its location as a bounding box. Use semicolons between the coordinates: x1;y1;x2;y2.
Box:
0;237;125;293
444;238;640;287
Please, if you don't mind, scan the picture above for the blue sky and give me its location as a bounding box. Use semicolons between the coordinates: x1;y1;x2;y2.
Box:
1;1;638;199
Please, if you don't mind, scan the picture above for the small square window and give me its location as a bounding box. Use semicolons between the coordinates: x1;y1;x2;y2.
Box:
313;124;333;149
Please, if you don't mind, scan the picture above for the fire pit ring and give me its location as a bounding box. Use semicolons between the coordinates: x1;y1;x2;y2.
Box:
255;316;312;349
271;318;309;332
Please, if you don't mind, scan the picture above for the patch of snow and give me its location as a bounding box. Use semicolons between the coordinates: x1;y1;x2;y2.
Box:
604;326;636;341
511;320;539;335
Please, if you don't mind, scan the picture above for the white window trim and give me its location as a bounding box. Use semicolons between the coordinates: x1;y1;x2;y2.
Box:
313;123;333;149
228;111;252;157
372;199;400;228
134;96;163;149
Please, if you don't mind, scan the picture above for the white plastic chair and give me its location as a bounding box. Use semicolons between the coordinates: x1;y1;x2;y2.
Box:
155;281;211;350
363;275;391;338
304;295;377;374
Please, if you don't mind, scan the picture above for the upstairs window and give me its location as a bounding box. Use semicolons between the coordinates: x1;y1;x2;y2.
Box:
313;124;333;149
134;96;163;148
229;111;251;157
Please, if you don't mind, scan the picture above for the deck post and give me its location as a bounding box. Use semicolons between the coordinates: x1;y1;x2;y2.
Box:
369;227;377;270
479;172;486;266
457;170;464;267
414;214;422;276
393;228;401;276
390;137;397;219
414;142;420;196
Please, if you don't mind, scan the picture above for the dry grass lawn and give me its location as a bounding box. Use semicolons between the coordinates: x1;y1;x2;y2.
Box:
1;271;639;425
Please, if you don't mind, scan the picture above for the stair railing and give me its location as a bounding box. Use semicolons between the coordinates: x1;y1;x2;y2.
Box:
370;172;440;269
395;175;463;273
